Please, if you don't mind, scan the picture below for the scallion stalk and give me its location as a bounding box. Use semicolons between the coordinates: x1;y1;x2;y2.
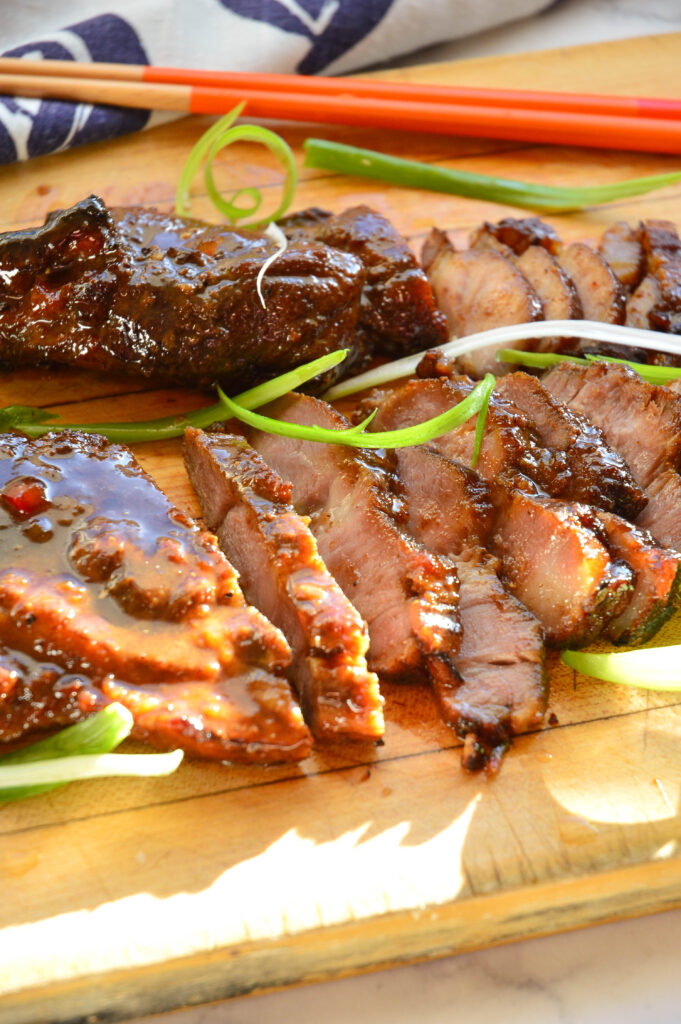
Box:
218;373;495;450
303;138;681;213
562;647;681;691
5;349;349;443
324;320;680;400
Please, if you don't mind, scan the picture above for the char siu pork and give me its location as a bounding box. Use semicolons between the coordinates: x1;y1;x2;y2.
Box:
0;430;311;761
183;428;384;741
0;198;446;391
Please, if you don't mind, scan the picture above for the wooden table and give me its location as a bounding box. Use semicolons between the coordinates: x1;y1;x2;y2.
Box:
2;31;681;1024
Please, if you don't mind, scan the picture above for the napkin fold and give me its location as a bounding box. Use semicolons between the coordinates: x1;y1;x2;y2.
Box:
0;0;555;163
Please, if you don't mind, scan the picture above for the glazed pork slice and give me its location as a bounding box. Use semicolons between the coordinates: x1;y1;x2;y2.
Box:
626;274;663;329
381;443;546;769
422;228;543;377
376;374;570;497
599;221;645;291
0;430;311;761
0;196;368;391
589;509;681;645
558;242;627;325
471;220;581;336
638;219;681;333
470;217;562;256
183;428;384;741
635;469;681;550
372;378;634;645
495;371;646;517
542;362;681;489
280;204;448;358
246;394;463;685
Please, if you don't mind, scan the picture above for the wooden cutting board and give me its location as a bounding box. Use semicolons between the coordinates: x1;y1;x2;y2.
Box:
2;32;681;1024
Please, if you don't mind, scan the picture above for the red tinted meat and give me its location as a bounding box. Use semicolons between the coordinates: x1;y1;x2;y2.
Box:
281;205;448;359
590;510;681;645
376;438;546;769
542;362;681;489
558;243;626;325
599;222;645;291
371;377;634;645
636;469;681;550
434;549;546;773
246;394;463;686
0;431;311;762
183;428;384;741
495;371;646;517
422;229;542;377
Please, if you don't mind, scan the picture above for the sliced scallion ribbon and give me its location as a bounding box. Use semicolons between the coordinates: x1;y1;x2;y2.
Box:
324;320;680;400
562;647;681;691
5;349;349;443
218;373;495;451
497;348;681;386
176;104;297;227
303;138;681;213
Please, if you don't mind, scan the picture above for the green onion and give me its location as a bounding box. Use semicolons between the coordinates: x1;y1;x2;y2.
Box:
303;138;681;214
325;320;680;401
6;349;349;443
0;751;183;798
497;348;681;386
584;354;681;385
0;703;132;802
562;647;681;691
176;105;297;227
218;373;495;450
496;350;589;370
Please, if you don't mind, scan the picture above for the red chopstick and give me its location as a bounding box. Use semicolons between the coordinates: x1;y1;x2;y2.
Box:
0;59;679;154
0;57;679;121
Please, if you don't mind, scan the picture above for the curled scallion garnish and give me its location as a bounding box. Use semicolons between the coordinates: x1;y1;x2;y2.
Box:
562;647;681;691
303;138;681;213
176;104;298;227
218;373;495;451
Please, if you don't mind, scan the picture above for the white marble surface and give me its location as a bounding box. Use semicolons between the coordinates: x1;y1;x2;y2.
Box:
126;4;681;1023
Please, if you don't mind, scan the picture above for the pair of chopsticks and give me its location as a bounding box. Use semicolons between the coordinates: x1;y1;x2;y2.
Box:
1;57;680;154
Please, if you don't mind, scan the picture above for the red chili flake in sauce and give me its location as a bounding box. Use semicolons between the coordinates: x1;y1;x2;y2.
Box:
2;477;51;518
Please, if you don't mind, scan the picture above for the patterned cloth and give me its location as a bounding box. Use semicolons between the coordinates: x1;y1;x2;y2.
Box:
0;0;556;164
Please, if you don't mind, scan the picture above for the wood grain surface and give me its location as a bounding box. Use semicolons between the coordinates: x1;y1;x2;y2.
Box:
2;32;681;1024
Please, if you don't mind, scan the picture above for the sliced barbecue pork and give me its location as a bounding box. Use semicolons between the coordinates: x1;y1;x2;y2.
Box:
370;377;634;646
599;221;645;291
633;220;681;337
542;362;681;489
280;205;448;359
472;222;581;350
513;245;582;336
378;441;546;769
470;217;562;256
435;550;546;772
542;361;681;550
636;469;681;550
0;197;446;390
495;371;645;517
245;394;463;688
558;243;627;325
589;510;681;645
183;428;384;741
627;274;663;329
0;430;311;761
421;228;542;377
